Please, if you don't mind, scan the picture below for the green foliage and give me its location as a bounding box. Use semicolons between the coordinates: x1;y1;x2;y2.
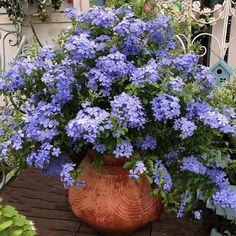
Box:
0;199;36;236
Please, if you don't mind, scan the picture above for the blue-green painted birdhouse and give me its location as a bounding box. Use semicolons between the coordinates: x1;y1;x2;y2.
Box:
210;59;234;84
91;0;106;6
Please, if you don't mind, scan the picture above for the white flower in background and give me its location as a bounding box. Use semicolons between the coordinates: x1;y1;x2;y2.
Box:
192;1;201;12
201;7;211;15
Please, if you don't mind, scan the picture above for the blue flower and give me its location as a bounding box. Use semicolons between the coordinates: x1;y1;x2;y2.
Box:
41;65;78;105
27;143;53;168
173;117;197;139
135;134;157;151
113;140;133;158
177;191;192;218
66;33;97;61
186;100;212;120
130;59;159;86
23;102;60;142
113;17;146;38
60;163;76;188
181;156;207;175
39;45;56;60
147;15;173;43
170;76;185;91
52;147;61;157
153;160;172;192
129;161;147;179
211;187;236;209
129;169;139;180
135;160;147;174
173;53;198;73
151;93;180;121
66;105;112;144
194;210;202;220
111;92;146;129
93;142;106;154
207;169;230;189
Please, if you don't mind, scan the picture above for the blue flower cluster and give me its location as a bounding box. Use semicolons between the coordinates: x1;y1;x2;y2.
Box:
181;156;207;175
23;102;60;142
153;160;172;192
195;65;215;89
77;7;119;29
66;33;97;60
0;58;32;93
170;76;185;92
173;117;197;139
27;143;60;169
41;65;78;105
177;191;192;218
130;59;159;86
113;140;133;158
173;53;198;73
111;92;146;129
135;134;157;151
181;156;236;209
211;188;236;209
66;105;112;144
60;163;76;188
87;52;134;96
194;210;202;220
202;110;236;135
151;93;180;121
147;14;174;50
129;160;147;179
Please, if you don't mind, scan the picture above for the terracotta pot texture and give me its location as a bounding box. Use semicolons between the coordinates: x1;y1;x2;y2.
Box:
68;152;163;234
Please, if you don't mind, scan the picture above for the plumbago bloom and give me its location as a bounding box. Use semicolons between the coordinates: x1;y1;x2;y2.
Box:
66;105;112;144
111;92;146;129
173;118;197;139
152;161;172;192
151;94;180;121
1;4;236;217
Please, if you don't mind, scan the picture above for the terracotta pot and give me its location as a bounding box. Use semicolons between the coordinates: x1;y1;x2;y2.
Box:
68;152;162;234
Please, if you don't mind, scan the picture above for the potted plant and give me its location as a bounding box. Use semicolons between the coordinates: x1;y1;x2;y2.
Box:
1;3;236;234
0;198;36;236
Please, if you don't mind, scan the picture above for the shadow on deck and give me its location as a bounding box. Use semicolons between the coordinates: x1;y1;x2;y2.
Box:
1;168;209;236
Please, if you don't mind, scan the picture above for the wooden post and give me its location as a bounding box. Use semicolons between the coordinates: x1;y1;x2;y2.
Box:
209;18;224;67
73;0;90;11
227;17;236;71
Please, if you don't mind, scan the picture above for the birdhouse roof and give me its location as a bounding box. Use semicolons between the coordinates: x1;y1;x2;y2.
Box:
211;59;235;75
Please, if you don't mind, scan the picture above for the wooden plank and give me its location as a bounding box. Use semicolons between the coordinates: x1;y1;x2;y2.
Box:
209;17;224;67
227;16;236;71
151;211;208;236
1;167;81;236
74;0;90;11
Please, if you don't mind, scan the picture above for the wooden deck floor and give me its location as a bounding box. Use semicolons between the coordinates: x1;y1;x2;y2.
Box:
1;168;209;236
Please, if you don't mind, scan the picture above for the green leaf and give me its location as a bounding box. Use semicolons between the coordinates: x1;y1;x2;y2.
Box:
24;231;36;236
0;220;13;231
146;175;153;184
123;161;134;169
14;216;27;226
10;229;23;236
2;206;16;218
142;98;148;105
152;188;159;195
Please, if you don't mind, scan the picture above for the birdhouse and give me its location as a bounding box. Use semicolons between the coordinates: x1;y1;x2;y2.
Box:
210;59;235;84
91;0;106;6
